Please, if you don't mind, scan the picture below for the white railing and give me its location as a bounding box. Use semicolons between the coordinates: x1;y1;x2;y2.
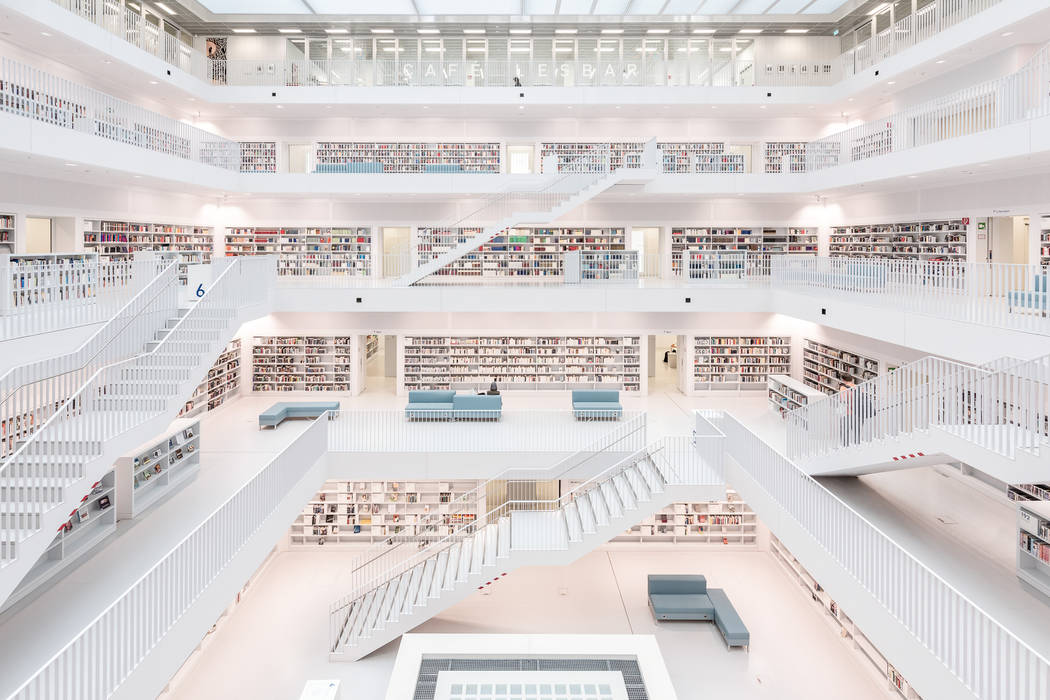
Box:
0;256;274;569
771;257;1050;335
0;55;239;170
0;255;172;340
813;40;1050;170
0;258;180;459
679;251;776;281
711;409;1050;700
576;250;639;283
785;353;1050;463
7;405;327;700
326;409;645;454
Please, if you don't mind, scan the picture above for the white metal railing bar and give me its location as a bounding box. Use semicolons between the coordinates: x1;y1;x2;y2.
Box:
711;409;1050;700
7;407;327;700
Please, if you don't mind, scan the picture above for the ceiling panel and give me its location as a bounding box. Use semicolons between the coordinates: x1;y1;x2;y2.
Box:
802;0;851;12
308;0;414;11
559;0;597;12
627;0;671;14
662;0;703;11
198;0;310;11
767;0;818;12
695;0;744;12
526;0;560;12
732;0;779;12
593;0;632;13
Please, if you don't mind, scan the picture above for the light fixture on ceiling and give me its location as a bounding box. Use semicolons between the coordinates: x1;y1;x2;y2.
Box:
647;29;671;34
463;29;486;34
867;3;890;15
554;47;573;52
278;28;301;34
231;28;256;34
148;80;158;84
785;29;808;34
509;29;532;35
887;80;896;85
417;29;440;34
935;59;945;64
40;31;52;37
907;174;918;178
601;29;624;34
154;2;176;15
555;29;577;34
1001;31;1014;37
693;29;716;34
370;28;394;34
275;104;283;109
64;162;78;167
325;28;349;34
738;29;762;34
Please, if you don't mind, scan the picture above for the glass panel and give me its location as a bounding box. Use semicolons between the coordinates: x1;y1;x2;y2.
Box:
711;38;734;87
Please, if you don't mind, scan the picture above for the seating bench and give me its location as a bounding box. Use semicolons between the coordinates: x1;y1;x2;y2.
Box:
404;390;502;421
1008;274;1048;316
647;574;749;651
571;389;622;421
259;401;340;430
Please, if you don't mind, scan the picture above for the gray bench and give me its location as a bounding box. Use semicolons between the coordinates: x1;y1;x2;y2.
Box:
647;574;749;650
259;401;340;429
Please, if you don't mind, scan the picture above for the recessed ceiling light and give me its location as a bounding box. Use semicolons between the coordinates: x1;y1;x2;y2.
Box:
693;29;716;34
555;29;577;34
133;175;143;178
759;105;766;109
463;29;486;34
275;104;283;109
40;31;52;37
738;29;762;34
509;29;531;34
417;29;440;34
64;162;78;167
867;3;890;15
935;59;945;64
647;29;671;34
601;29;624;34
423;105;429;109
908;175;918;178
188;97;195;101
785;29;808;34
278;28;301;34
232;28;256;34
887;80;896;85
1001;31;1014;37
567;105;573;109
518;105;524;109
615;105;621;109
371;28;393;34
325;28;348;34
155;2;176;15
148;80;158;84
847;97;854;101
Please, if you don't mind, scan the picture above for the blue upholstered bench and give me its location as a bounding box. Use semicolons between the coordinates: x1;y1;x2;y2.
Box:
424;163;463;173
315;162;384;174
405;390;455;420
452;393;502;421
648;574;750;650
1008;274;1048;316
571;389;622;420
258;401;339;429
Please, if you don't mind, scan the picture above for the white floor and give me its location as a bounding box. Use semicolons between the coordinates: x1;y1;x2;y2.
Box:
164;548;893;700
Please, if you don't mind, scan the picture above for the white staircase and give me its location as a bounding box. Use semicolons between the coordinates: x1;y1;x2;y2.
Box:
786;354;1050;482
398;143;660;286
329;441;723;661
0;257;275;604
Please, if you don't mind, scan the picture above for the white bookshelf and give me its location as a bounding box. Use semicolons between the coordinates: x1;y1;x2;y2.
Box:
806;141;843;170
538;142;642;172
1040;217;1050;267
612;491;757;545
290;479;481;546
2;253;97;314
829;219;967;261
850;128;893;162
764;142;808;173
3;470;118;612
1009;483;1050;503
179;339;241;418
671;227;817;275
659;142;745;174
0;213;13;252
1017;502;1050;599
315;142;501;173
767;374;825;418
365;334;380;360
115;419;201;518
225;227;372;278
240;141;277;173
770;534;923;699
417;227;626;279
693;336;791;392
802;339;878;395
252;336;353;392
83;220;214;262
403;335;642;393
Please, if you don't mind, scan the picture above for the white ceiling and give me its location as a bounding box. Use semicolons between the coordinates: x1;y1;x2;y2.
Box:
194;0;855;16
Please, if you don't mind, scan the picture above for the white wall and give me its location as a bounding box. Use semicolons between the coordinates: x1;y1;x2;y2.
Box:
226;36;287;62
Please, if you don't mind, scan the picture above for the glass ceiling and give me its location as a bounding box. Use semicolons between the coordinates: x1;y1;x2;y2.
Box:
197;0;856;16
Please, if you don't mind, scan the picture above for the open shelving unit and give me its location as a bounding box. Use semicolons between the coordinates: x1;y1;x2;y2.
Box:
402;335;642;392
767;374;826;418
3;470;117;612
693;336;791;392
3;253;97;312
659;142;745;173
225;227;372;278
0;213;13;252
314;142;501;173
764;142;808;173
611;490;758;545
115;419;201;518
829;219;967;261
417;227;626;279
365;334;380;360
252;336;353;392
770;534;923;699
850;126;894;162
290;479;481;546
802;339;878;395
83;220;214;262
1009;483;1050;502
538;142;642;172
1040;216;1050;267
179;339;241;418
240;141;278;173
1017;502;1050;599
671;227;817;275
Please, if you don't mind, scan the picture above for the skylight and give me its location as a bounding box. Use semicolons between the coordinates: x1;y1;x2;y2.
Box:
196;0;854;15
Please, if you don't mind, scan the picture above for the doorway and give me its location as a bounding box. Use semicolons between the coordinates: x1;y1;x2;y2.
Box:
650;333;680;394
286;143;311;174
364;333;396;394
507;145;535;174
25;217;52;254
987;216;1030;264
381;227;412;277
631;227;660;277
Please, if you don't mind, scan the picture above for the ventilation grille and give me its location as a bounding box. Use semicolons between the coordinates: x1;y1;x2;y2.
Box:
412;657;648;700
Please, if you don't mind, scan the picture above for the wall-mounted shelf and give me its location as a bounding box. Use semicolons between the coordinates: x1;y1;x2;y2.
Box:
693;336;791;391
225;227;372;278
538;142;641;172
315;142;501;173
365;334;380;360
764;142;807;174
179;339;241;418
252;336;353;392
612;491;758;545
1040;216;1050;268
671;227;816;275
658;142;744;174
83;220;214;267
802;339;878;395
0;213;14;252
115;419;201;519
830;219;967;261
240;141;278;173
1018;502;1050;599
767;374;825;418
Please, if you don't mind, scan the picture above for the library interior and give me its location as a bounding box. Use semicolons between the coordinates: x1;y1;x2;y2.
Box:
2;0;1050;699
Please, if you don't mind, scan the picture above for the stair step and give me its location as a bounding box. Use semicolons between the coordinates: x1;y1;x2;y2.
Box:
469;529;485;574
575;494;597;534
497;517;510;559
612;474;637;511
600;481;623;518
588;488;610;527
483;525;498;567
563;501;584;542
430;550;449;598
418;558;436;606
458;536;473;581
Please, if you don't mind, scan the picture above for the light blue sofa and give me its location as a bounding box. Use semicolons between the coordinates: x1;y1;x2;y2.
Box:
571;389;622;420
315;162;384;174
258;401;339;429
424;163;463;173
648;574;750;650
1008;274;1048;316
405;390;455;420
452;393;502;421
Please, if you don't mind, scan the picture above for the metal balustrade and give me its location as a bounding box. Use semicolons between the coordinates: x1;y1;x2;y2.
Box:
7;405;327;700
711;409;1050;700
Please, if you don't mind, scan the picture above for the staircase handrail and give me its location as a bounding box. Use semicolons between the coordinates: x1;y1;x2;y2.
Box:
0;259;182;452
0;257;275;563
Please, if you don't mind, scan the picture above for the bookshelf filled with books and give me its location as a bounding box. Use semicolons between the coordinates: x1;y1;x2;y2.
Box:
802;339;878;395
402;335;643;393
1017;501;1050;598
2;253;97;313
224;227;372;278
366;334;380;360
538;142;641;172
314;142;501;173
416;227;627;279
1009;483;1050;502
240;141;278;173
829;219;967;261
179;339;241;417
767;374;825;418
770;534;923;699
671;227;816;276
3;470;118;612
659;142;745;174
693;336;791;392
290;479;481;546
115;419;202;518
0;213;13;252
252;336;353;392
1040;217;1050;267
611;491;758;545
763;142;807;173
83;220;214;260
